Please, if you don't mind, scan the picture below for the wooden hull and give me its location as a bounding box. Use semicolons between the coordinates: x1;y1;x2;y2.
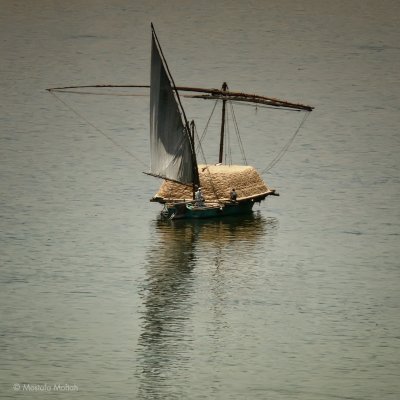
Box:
161;201;255;220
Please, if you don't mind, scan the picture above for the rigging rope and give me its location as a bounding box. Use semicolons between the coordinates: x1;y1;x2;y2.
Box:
196;99;219;152
229;101;247;165
225;105;231;164
192;124;222;204
261;111;310;174
49;91;148;168
49;87;311;177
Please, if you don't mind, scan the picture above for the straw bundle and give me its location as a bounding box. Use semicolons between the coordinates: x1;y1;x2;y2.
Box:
153;164;272;202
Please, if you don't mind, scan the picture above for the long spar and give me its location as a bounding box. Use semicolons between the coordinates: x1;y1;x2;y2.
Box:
46;84;314;112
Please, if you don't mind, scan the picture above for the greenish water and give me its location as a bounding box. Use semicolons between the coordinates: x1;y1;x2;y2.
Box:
1;1;399;399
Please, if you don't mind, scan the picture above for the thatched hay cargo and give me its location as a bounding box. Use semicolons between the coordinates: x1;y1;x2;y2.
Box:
152;164;274;203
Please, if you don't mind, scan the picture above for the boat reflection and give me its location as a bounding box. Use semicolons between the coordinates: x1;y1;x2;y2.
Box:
135;212;278;398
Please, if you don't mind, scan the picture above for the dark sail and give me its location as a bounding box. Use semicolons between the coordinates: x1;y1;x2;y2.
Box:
149;29;195;185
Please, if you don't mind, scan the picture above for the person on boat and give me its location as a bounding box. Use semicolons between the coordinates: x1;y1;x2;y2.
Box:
230;188;237;202
195;187;204;207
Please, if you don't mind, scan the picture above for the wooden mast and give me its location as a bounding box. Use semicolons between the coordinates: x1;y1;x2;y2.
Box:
190;120;198;200
218;82;228;164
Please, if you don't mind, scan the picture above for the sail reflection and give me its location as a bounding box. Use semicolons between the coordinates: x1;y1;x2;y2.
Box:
136;212;278;399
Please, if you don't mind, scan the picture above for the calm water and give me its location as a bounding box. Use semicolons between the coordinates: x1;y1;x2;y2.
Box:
1;1;399;399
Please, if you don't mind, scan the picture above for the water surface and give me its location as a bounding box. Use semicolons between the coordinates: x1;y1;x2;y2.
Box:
1;1;399;399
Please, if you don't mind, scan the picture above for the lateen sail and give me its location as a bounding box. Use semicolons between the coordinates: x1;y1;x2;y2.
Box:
149;29;194;185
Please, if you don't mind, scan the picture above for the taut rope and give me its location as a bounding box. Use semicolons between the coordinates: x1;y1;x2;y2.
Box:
48;90;148;168
261;111;310;174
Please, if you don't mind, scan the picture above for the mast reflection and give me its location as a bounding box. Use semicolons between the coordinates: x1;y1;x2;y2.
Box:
136;212;278;399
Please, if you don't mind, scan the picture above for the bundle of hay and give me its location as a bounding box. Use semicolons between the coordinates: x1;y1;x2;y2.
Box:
152;164;274;203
